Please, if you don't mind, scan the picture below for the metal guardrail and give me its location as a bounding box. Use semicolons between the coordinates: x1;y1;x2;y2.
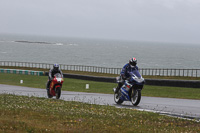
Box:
0;61;200;77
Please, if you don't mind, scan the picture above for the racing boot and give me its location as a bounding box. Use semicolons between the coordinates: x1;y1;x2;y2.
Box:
46;81;50;92
115;86;120;93
115;82;123;93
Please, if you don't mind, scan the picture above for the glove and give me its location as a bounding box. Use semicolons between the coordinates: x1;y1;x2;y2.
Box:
49;76;53;81
122;75;126;80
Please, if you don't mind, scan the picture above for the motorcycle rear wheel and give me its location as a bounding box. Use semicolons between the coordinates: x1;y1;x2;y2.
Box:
114;92;123;104
131;89;141;106
56;87;61;99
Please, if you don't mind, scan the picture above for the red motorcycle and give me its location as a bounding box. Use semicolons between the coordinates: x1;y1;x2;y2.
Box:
47;73;64;99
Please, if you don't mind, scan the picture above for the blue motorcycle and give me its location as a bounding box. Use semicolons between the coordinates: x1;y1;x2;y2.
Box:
113;69;145;106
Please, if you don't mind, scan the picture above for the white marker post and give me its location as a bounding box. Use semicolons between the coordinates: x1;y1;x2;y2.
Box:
20;80;23;84
86;84;89;89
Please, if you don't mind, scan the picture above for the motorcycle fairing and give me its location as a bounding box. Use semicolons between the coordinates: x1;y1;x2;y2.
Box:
120;87;131;101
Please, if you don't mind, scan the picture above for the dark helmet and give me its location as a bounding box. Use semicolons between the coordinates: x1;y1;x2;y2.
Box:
53;63;59;71
129;57;137;67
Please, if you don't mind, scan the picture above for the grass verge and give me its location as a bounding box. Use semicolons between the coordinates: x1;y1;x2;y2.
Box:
0;73;200;99
0;94;200;132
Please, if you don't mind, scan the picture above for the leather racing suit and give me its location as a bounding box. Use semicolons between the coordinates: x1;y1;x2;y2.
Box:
46;68;63;90
115;63;139;93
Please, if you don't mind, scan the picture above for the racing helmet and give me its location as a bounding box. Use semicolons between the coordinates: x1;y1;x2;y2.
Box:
53;63;59;71
129;57;137;67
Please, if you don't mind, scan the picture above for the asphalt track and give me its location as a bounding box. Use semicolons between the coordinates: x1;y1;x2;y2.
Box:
0;84;200;121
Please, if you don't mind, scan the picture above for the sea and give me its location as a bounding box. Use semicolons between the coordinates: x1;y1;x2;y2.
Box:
0;33;200;69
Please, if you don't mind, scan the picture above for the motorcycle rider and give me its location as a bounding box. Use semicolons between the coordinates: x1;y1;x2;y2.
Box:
115;57;138;93
46;63;63;91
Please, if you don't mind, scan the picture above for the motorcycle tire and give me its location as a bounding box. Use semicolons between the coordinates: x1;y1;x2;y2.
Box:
131;89;141;106
56;87;61;99
114;92;123;104
47;89;53;98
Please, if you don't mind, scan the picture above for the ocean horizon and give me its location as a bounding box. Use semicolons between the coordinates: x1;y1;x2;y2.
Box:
0;33;200;69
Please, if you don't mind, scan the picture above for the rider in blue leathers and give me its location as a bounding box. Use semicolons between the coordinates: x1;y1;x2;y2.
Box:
115;57;138;93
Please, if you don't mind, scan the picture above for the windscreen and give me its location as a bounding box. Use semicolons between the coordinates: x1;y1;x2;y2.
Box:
129;69;141;78
54;73;62;78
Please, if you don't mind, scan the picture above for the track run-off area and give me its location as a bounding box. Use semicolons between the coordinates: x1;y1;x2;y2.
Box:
0;84;200;121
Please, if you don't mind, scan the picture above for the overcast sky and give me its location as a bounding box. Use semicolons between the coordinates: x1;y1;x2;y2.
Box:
0;0;200;43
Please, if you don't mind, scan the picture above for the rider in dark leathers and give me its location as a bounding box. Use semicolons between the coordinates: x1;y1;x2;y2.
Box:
115;57;138;93
46;64;63;91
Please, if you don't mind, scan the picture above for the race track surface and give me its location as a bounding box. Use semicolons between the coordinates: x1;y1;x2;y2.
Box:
0;84;200;120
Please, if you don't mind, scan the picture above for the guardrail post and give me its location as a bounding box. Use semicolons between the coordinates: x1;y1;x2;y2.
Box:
196;69;198;78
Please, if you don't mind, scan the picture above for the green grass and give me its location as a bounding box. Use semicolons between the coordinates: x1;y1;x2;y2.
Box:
0;94;200;132
1;73;200;100
142;85;200;99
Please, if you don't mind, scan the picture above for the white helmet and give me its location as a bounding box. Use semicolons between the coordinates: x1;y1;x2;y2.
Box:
129;57;137;67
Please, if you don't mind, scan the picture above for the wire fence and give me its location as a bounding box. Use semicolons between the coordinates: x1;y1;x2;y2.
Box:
0;61;200;77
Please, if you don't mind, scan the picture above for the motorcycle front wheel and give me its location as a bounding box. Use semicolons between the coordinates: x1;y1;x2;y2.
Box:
56;87;61;99
114;92;123;104
131;89;141;106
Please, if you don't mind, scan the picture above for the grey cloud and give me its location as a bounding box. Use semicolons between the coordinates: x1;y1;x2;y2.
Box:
0;0;200;44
